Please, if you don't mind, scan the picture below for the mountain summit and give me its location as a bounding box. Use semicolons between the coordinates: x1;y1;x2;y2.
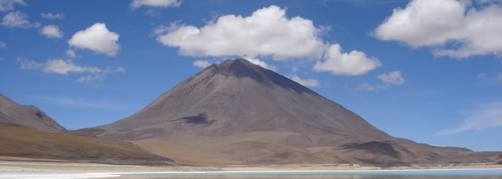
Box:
95;59;388;140
82;59;500;165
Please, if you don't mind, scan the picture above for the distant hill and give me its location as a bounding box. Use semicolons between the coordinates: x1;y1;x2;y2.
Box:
80;59;501;165
0;94;65;133
0;95;175;165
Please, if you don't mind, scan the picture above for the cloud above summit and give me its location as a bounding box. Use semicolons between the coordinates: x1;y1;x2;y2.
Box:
155;5;328;60
374;0;502;58
155;5;382;76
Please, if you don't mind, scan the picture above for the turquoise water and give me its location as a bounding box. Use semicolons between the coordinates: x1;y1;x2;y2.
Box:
119;169;502;178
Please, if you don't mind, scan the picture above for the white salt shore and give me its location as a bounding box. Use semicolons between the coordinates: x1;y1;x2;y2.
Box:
1;157;501;179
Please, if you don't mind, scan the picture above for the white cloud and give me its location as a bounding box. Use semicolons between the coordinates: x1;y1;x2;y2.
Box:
193;60;211;68
0;0;26;12
1;11;39;28
498;72;502;81
374;0;502;58
438;102;502;135
17;56;44;69
39;25;63;38
378;71;405;85
66;49;77;58
291;75;320;87
291;67;299;72
17;58;125;82
40;12;64;19
245;57;277;71
155;5;328;60
68;23;120;56
0;41;6;48
43;59;103;75
130;0;181;8
313;44;382;76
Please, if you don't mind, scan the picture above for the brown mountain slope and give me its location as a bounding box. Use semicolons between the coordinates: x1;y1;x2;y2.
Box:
0;95;176;165
0;122;175;165
80;59;501;165
0;95;65;133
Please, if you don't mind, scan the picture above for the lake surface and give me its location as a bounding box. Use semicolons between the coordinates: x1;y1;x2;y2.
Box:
118;169;502;178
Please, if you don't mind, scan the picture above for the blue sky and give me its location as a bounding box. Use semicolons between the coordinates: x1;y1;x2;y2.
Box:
0;0;501;151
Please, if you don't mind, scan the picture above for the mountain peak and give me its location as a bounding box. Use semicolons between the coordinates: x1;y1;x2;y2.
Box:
83;58;500;165
205;58;316;95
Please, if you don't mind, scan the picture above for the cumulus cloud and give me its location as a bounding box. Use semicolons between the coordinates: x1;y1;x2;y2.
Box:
42;59;103;75
155;5;327;60
17;57;125;82
313;44;382;76
0;0;26;12
374;0;502;58
245;58;277;71
1;11;39;28
39;25;63;38
438;102;502;135
130;0;181;8
193;60;211;68
378;71;405;85
68;23;120;56
40;12;64;19
0;41;6;48
291;75;320;87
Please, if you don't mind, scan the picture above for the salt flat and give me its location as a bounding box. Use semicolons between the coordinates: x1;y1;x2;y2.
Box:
1;157;501;179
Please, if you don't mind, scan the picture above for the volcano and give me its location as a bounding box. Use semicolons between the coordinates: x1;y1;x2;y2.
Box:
81;59;500;165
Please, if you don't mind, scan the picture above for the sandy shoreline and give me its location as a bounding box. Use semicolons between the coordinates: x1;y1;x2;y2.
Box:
1;157;501;178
